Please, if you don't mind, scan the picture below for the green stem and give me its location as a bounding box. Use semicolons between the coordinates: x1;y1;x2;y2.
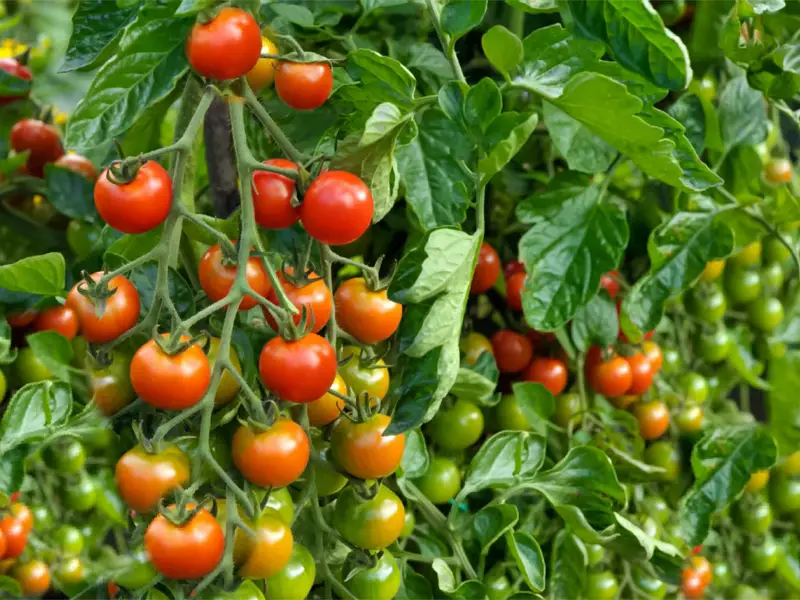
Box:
320;244;339;348
509;4;525;39
425;0;466;84
243;84;308;166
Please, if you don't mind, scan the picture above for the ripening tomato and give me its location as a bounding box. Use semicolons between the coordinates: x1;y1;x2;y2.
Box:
115;445;190;513
67;272;140;343
339;345;390;400
427;399;484;451
88;351;136;416
186;7;261;80
644;441;680;481
334;277;402;343
343;550;401;600
624;353;654;395
640;341;662;373
506;272;525;311
55;557;84;586
333;485;405;550
305;373;347;427
331;413;404;479
299;171;373;245
246;36;279;92
471;243;500;294
490;330;533;374
265;543;315;600
633;400;670;441
233;420;309;488
0;58;32;106
95;161;172;234
53;525;83;555
10;118;63;177
600;270;620;297
0;514;27;557
234;509;293;579
275;61;333;110
31;305;79;340
206;337;242;406
130;335;211;410
745;470;770;493
764;157;793;184
252;158;299;229
199;243;271;311
266;269;331;333
700;259;725;282
460;332;493;365
55;153;98;181
588;353;632;398
9;504;33;535
259;333;337;403
414;456;461;504
13;560;50;597
680;572;705;599
144;505;224;580
522;357;568;395
675;404;704;433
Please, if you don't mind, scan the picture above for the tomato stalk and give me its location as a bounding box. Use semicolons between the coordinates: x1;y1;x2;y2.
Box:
243;85;307;168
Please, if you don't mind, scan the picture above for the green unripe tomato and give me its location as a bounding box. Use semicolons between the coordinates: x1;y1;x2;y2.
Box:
342;551;400;600
485;566;511;600
712;561;733;589
311;444;347;497
65;473;97;512
661;347;682;374
754;336;787;362
553;393;582;429
401;511;415;538
46;438;86;474
586;543;605;567
770;473;800;513
731;241;762;267
115;551;158;590
763;236;791;264
737;499;773;535
585;570;619;600
696;73;717;103
265;544;315;600
427;399;484;451
15;347;53;383
680;372;709;404
675;404;704;434
732;584;761;600
414;456;461;504
685;285;727;323
632;567;666;599
30;505;53;531
56;557;84;586
493;394;530;431
54;524;84;555
695;327;731;363
761;261;785;292
724;267;762;305
644;441;680;482
746;536;779;573
748;296;784;332
265;487;294;524
642;496;670;524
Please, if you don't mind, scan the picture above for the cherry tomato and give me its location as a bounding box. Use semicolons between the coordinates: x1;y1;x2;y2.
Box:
259;333;337;403
13;560;50;597
0;58;32;105
490;330;533;374
342;550;400;600
644;440;680;481
275;61;333;110
67;272;140;343
414;456;462;504
746;536;778;573
585;544;604;567
732;241;763;267
641;340;663;372
712;562;732;590
781;451;800;475
186;7;261;80
234;509;293;579
738;499;773;534
770;473;800;513
233;420;309;488
765;157;793;184
9;503;33;534
299;171;373;245
661;347;681;374
747;296;784;332
506;272;525;311
131;336;211;410
55;557;84;586
309;443;347;496
306;373;347;427
339;345;390;400
681;372;709;404
55;153;98;181
45;438;86;474
624;352;654;395
87;351;135;415
632;568;666;599
676;404;704;433
66;220;99;257
460;332;493;365
642;496;670;524
65;474;97;512
427;399;484;451
724;267;762;304
115;445;190;513
685;285;726;323
761;260;785;292
333;484;405;550
205;337;242;406
485;566;511;600
633;400;670;441
610;393;637;410
585;571;618;600
15;347;53;383
0;370;5;403
471;243;500;294
94;161;172;234
401;512;415;538
522;357;568;395
246;36;279;92
493;394;530;431
553;393;582;428
0;514;27;557
6;309;38;328
745;469;770;493
588;354;632;398
54;524;84;555
10;118;63;177
265;269;331;333
199;243;271;311
695;327;731;363
265;543;315;600
600;270;620;297
32;305;79;340
700;259;725;282
763;235;791;264
504;260;525;279
331;413;404;479
681;572;705;599
251;159;299;230
334;277;402;343
144;505;224;580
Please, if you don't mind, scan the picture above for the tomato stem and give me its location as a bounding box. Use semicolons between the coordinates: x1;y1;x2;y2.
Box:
242;83;307;166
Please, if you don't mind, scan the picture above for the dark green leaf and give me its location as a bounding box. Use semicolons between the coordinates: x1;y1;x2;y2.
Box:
767;351;800;456
0;446;25;496
93;468;127;525
0;575;21;596
450;580;486;600
718;76;769;153
440;0;488;42
474;504;519;554
512;381;554;435
130;266;195;319
182;214;240;247
570;292;619;351
398;570;435;600
437;81;468;126
548;531;586;600
0;381;72;453
44;165;98;221
27;331;74;382
464;78;502;138
400;429;430;479
60;0;138;72
175;0;216;15
342;49;416;112
776;534;800;592
727;324;769;390
542;102;617;174
388;347;446;435
506;531;546;592
0;253;65;296
482;26;524;79
459;431;546;497
667;94;706;155
507;0;558;13
478;112;539;185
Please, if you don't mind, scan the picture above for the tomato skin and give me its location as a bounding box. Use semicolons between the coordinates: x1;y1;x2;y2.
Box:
695;327;731;363
461;332;493;365
55;154;98;181
31;305;79;340
46;438;86;474
246;36;279;92
781;451;800;475
685;286;727;323
747;296;784;332
235;510;293;579
471;243;500;294
7;309;38;328
428;399;484;451
494;394;530;431
95;161;172;234
305;373;347;427
275;61;333;110
553;393;582;428
266;269;331;333
681;572;705;599
763;235;791;264
415;456;462;504
585;571;619;600
130;336;211;410
259;333;337;403
65;474;97;512
681;372;709;404
309;444;347;496
87;351;135;416
199;243;271;311
745;469;770;493
55;557;84;585
233;420;310;488
700;259;725;282
67;272;140;343
10;118;63;177
15;347;53;383
522;357;568;395
339;345;390;400
334;277;402;344
252;158;299;229
265;543;315;600
485;566;511;600
675;404;704;433
186;7;261;80
600;270;620;297
331;413;404;479
770;473;800;513
115;445;190;513
144;505;224;580
206;337;242;406
641;341;663;372
737;499;773;534
746;537;778;573
9;503;33;534
504;260;525;279
333;485;405;550
724;267;762;305
506;272;525;311
0;58;32;105
53;525;83;555
0;514;27;557
588;355;632;398
299;171;373;245
490;330;533;374
765;157;793;184
13;560;50;597
644;441;680;481
343;551;401;600
632;568;666;599
633;400;669;441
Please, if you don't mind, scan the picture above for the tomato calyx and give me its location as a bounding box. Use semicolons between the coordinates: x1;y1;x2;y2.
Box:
74;269;121;314
152;329;208;357
342;548;380;582
156;496;213;527
105;156;147;186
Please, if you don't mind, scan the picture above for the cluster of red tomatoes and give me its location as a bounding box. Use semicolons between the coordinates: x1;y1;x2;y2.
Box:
0;502;51;597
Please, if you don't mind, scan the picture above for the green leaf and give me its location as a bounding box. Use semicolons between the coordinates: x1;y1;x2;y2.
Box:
507;0;558;13
570;292;619;351
60;0;138;72
727;324;769;390
482;26;524;79
464;78;502;138
44;165;98;221
65;7;192;152
0;381;72;453
432;559;456;593
511;381;555;435
517;172;628;330
182;214;239;247
748;43;800;100
451;351;499;405
175;0;216;15
0;153;28;177
450;581;486;600
0;253;65;296
506;531;546;592
667;94;706;155
621;211;734;341
397;110;475;230
548;532;586;600
459;431;546;497
440;0;488;43
398;570;434;600
474;504;519;554
776;535;800;592
130;266;195;319
543;102;617;174
104;228;162;267
0;446;25;496
767;351;800;456
400;429;430;479
270;3;315;27
341;49;416;113
0;69;31;97
679;425;777;546
718;76;769;153
27;331;74;382
478;112;539;185
568;0;692;90
0;575;21;597
749;0;785;12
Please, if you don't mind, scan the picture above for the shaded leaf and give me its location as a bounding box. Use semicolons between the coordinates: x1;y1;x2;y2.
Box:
542;102;617;174
459;431;546;497
506;531;546;592
0;382;72;453
60;0;138;72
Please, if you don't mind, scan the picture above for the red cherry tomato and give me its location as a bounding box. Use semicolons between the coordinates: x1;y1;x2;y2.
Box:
232;420;310;488
55;154;98;181
0;515;27;557
490;330;533;374
198;243;271;311
252;159;300;229
523;357;568;395
10;119;63;178
503;260;525;279
6;310;38;328
299;171;373;245
67;273;140;343
471;243;500;294
506;272;525;312
186;7;261;80
32;305;79;340
0;58;32;105
330;414;405;479
680;572;705;599
588;353;632;398
624;353;654;395
275;62;333;111
259;333;337;403
600;270;620;297
334;277;402;344
265;269;331;334
94;161;172;234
